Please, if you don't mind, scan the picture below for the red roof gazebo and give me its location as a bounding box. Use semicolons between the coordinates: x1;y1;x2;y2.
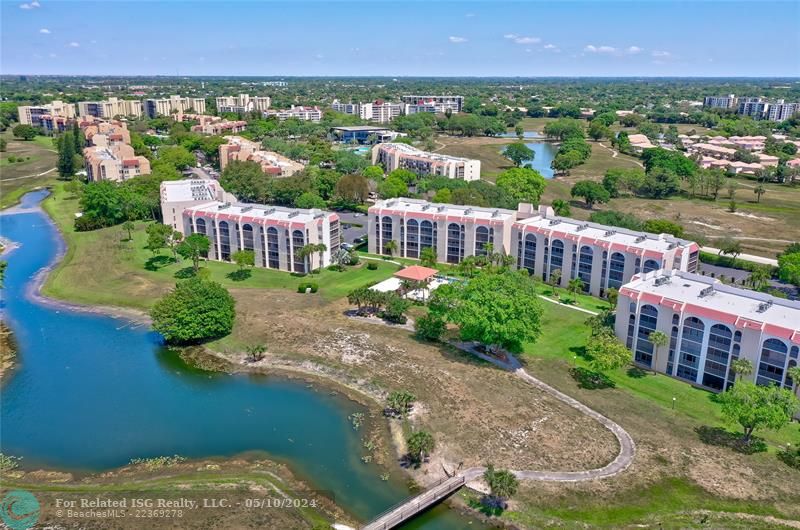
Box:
393;265;438;283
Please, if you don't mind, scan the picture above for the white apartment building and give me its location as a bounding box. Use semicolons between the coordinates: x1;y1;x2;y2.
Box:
738;97;769;119
332;100;373;120
703;95;737;109
77;97;142;119
265;105;323;122
401;95;463;113
216;94;271;114
331;100;404;123
160;179;233;230
372;143;481;181
511;206;699;297
766;101;799;122
616;270;800;396
143;95;206;118
368;198;517;262
17;100;76;131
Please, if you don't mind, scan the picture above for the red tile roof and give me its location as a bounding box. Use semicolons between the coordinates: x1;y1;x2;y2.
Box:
394;265;438;282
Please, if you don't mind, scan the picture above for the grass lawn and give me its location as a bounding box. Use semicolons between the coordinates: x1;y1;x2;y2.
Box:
0;132;58;209
41;182;400;309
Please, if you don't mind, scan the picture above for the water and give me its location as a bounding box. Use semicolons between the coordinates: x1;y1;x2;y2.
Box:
499;131;557;179
0;190;486;529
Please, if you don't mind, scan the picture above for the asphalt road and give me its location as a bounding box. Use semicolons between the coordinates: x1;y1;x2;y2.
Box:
336;211;368;244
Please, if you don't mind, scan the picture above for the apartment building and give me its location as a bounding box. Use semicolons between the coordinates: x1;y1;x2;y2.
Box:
510;205;699;297
368;198;517;262
738;97;769;119
616;269;800;396
331;99;404;123
176;113;247;135
330;126;403;144
401;95;463;113
84;143;150;182
766;101;799;122
17;100;76;131
703;95;737;109
219;136;305;177
372;143;481;181
216;94;271;114
265;105;323;122
80;117;132;147
331;100;373;120
76;97;142;119
160;179;233;230
143;95;207;118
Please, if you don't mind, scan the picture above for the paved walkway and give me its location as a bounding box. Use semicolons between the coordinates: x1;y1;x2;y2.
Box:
699;246;778;267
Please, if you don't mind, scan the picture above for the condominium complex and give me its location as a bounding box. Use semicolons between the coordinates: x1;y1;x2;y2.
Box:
702;95;737;109
616;270;799;396
738;97;770;119
161;180;340;273
216;94;271;114
766;101;799;122
330;126;403;144
84;143;150;182
372;143;481;181
401;95;463;113
331;99;404;123
176;113;247;135
80;117;132;147
76;97;143;119
143;95;206;118
160;179;233;230
368;198;517;263
17;100;76;132
219;136;305;177
510;205;699;297
265;105;323;122
701;95;798;121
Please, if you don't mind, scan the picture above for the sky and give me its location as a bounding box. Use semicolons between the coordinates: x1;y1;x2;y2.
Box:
1;0;799;77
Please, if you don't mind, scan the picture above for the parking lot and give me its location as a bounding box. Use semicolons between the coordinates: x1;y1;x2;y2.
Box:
336;212;368;245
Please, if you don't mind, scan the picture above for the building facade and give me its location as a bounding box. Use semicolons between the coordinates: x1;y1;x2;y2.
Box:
368;198;517;262
80;117;132;147
160;179;232;230
616;270;800;397
330;126;402;144
766;101;799;122
216;94;271;114
84;143;151;182
219;136;305;177
703;95;737;109
401;95;463;113
331;100;404;123
265;105;323;122
372;143;481;181
143;96;207;118
17;100;76;131
77;97;142;118
510;206;699;297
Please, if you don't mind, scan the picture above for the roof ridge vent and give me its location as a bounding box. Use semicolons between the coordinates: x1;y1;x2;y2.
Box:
757;300;773;313
437;205;446;212
240;206;253;213
654;276;671;286
264;208;276;215
492;209;500;218
218;202;231;210
464;208;473;216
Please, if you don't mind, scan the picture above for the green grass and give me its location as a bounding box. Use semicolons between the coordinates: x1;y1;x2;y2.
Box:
1;132;59;209
31;134;57;150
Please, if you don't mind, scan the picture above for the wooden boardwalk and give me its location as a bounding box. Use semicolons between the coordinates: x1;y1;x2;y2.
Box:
361;474;466;530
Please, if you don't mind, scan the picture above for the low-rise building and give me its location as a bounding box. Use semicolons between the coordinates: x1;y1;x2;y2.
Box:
84;143;150;182
510;205;698;297
219;136;305;177
372;143;480;181
77;97;142;119
17;100;76;131
265;105;323;122
177;113;247;135
80;117;132;147
330;126;403;144
615;269;800;396
627;133;655;153
687;142;737;160
216;94;271;114
143;95;206;118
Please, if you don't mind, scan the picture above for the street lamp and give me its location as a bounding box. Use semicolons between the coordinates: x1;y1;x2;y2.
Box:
672;397;676;410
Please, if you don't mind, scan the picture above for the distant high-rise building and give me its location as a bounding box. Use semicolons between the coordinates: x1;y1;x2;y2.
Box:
17;100;75;131
143;95;206;118
737;97;769;118
401;95;463;113
702;94;737;109
77;97;142;119
215;94;271;114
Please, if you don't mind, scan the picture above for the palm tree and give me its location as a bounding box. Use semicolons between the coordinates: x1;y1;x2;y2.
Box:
567;277;584;299
648;330;669;374
754;184;766;203
383;240;397;257
786;365;800;394
296;244;316;273
747;266;771;291
314;243;327;273
731;358;753;381
420;247;437;267
548;268;562;298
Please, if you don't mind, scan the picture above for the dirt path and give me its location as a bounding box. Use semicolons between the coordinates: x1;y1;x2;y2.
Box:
1;166;57;182
597;142;644;168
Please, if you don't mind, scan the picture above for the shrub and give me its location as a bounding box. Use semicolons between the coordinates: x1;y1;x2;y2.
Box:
699;251;777;274
778;445;800;469
367;262;378;270
7;155;16;163
415;313;446;341
297;282;319;293
150;278;235;344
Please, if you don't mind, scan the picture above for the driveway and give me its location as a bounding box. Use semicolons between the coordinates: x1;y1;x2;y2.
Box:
336;212;368;244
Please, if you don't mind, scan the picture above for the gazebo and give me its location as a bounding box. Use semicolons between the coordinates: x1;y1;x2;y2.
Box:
393;265;438;284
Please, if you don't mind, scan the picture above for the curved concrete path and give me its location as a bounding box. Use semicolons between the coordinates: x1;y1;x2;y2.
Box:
461;343;636;482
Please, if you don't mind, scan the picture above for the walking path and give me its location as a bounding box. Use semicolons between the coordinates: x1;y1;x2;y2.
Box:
699;246;778;267
1;166;57;182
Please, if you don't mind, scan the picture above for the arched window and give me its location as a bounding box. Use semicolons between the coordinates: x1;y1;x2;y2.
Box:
446;223;464;264
549;239;564;280
600;250;608;296
785;360;797;390
242;223;254;251
475;226;490;256
667;325;679;375
790;346;799;359
734;330;742;343
420;220;435;254
634;304;658;367
634;257;641;274
292;229;306;273
643;259;660;273
677;316;704;383
195;217;207;235
266;227;279;269
405;219;419;258
626;314;636;349
218;220;231;261
522;234;536;272
703;324;732;390
542;237;550;281
381;216;393;255
757;338;788;387
578;245;593;292
607;252;626;289
672;314;680;325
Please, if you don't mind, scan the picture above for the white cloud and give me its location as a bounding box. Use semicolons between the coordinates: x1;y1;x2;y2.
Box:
543;44;560;52
48;52;57;58
626;46;643;54
39;28;50;34
68;41;79;47
652;50;671;57
20;0;40;8
584;45;617;54
504;34;540;45
448;36;467;44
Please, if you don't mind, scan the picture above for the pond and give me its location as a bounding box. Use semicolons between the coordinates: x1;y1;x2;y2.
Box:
0;190;487;529
499;131;557;179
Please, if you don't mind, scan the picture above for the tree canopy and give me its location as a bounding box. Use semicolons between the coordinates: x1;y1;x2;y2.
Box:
495;167;547;204
150;278;236;344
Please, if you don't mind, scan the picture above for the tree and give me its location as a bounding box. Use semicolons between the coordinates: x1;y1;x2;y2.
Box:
435;270;543;354
386;390;416;418
150;278;236;344
0;137;7;152
641;147;697;179
607;288;619;309
122;220;135;241
420;247;437;267
567;277;584;298
220;160;269;203
232;249;255;271
548;268;562;293
503;142;534;167
642;219;684;238
406;430;435;463
72;121;84;153
388;168;418;185
158;145;196;169
176;233;211;272
12;124;38;141
570;181;610;208
786;365;800;394
718;237;742;263
383;240;398;257
245;343;267;363
334;174;369;205
167;230;183;261
753;184;766;203
718;382;799;445
378;175;408;199
57;131;76;179
551;199;570;216
777;252;800;287
648;330;669;374
483;464;519;507
496;167;547;204
638;167;681;199
586;335;630;373
543;118;584;141
747;266;772;291
587;120;610;141
314;243;327;272
731;358;754;379
432;188;452;203
362;165;384;180
415;313;446;342
296;244;316;271
294;192;326;209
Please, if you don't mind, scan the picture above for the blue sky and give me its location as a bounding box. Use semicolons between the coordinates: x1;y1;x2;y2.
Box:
2;0;799;77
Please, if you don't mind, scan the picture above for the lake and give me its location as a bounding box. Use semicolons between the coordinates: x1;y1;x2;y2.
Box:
500;131;558;179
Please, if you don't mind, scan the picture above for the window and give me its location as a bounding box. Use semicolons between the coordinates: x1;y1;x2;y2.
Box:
607;252;626;289
549;239;564;281
195;218;206;235
643;259;660;273
726;343;741;390
634;304;658;367
475;226;491;256
381;216;393;255
218;221;231;261
600;251;608;296
757;338;788;387
702;324;732;390
446;223;464;264
542;238;550;281
292;229;306;273
406;219;419;258
734;330;742;343
667;326;679;375
786;360;798;390
522;234;536;273
687;250;699;272
677;317;704;383
242;224;254;251
626;314;636;349
578;246;593;292
634;257;641;274
266;227;280;269
420;220;436;254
